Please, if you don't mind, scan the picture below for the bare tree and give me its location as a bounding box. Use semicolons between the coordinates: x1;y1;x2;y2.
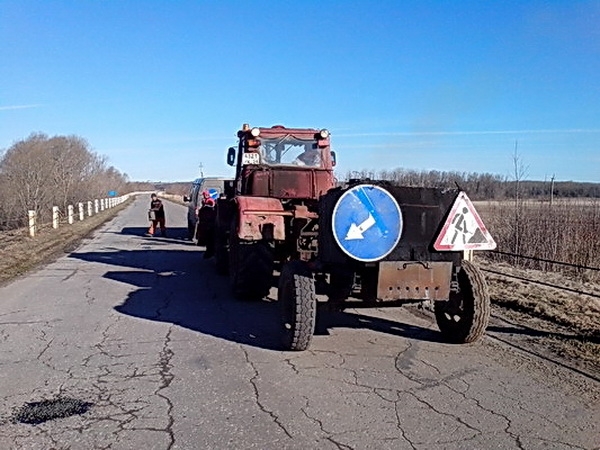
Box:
0;133;128;229
510;141;529;255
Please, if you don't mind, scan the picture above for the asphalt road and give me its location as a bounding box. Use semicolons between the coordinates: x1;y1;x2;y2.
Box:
0;197;598;450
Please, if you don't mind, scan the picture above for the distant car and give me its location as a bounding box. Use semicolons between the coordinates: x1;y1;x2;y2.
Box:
184;177;233;243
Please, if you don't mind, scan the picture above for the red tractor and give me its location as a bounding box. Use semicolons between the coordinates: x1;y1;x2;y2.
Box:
212;124;336;300
211;124;496;351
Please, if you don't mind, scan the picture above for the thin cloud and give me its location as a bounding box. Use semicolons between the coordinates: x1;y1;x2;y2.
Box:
0;104;43;111
336;129;600;138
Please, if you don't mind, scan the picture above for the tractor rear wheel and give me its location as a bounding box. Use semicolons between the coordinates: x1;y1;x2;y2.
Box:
229;236;273;300
435;260;490;343
279;260;317;351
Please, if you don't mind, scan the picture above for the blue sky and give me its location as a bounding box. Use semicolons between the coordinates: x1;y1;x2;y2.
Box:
1;0;599;182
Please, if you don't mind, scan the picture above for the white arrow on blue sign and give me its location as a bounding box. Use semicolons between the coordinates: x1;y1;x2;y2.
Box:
332;184;403;262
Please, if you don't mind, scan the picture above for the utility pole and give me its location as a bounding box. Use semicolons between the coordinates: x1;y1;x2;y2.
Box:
550;173;555;206
199;162;204;178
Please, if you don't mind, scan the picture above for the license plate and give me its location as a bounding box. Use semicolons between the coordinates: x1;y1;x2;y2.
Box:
242;152;260;165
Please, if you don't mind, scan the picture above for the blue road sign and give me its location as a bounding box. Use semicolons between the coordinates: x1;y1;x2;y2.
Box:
207;188;219;200
332;184;403;262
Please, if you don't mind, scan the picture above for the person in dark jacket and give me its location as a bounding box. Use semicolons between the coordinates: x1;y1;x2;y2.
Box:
147;194;166;237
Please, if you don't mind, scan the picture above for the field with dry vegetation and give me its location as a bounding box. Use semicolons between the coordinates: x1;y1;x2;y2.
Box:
475;199;600;373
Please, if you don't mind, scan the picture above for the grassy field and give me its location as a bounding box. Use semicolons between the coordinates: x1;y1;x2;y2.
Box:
473;199;600;371
476;198;600;279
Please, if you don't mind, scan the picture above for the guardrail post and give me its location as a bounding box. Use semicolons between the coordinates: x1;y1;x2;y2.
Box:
28;210;36;237
100;199;105;211
87;201;93;217
68;205;74;224
94;199;99;214
78;202;84;221
53;206;60;229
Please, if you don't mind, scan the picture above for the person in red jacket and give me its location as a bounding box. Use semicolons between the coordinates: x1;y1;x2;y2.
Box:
146;194;167;237
201;190;216;207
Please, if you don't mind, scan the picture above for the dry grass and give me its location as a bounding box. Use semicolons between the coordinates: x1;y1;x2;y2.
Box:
474;198;600;368
477;257;600;369
478;259;600;337
477;199;600;279
0;200;130;286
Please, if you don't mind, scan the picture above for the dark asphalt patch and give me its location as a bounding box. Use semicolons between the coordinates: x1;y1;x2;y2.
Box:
13;397;93;425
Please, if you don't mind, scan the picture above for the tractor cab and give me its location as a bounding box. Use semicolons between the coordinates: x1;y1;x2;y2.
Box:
227;124;336;200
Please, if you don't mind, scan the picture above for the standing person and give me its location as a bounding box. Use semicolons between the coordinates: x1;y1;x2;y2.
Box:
147;194;167;237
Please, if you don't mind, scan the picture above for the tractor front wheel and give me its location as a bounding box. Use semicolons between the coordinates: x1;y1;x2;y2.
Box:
229;236;273;300
435;260;490;343
279;260;317;351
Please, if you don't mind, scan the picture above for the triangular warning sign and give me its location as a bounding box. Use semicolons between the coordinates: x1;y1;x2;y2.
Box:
433;192;496;251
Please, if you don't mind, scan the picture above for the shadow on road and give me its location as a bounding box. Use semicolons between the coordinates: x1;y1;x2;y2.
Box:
70;248;446;351
106;226;194;245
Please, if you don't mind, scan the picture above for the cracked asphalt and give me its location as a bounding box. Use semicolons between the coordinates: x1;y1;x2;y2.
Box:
0;197;598;450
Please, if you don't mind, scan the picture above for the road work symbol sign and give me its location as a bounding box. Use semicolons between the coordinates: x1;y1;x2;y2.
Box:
433;192;496;251
332;184;403;262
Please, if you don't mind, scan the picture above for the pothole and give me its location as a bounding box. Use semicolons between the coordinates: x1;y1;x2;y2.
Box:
13;397;93;425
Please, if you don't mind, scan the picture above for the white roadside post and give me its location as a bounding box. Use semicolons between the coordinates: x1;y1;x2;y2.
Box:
78;202;84;221
52;206;60;229
94;199;99;214
463;250;474;262
87;201;93;217
68;205;74;224
28;210;36;237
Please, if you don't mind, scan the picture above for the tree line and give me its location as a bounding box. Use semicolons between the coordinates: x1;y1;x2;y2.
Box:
0;133;129;230
345;168;600;200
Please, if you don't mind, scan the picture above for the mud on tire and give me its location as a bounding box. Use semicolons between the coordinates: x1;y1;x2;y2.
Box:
435;260;490;343
279;260;317;351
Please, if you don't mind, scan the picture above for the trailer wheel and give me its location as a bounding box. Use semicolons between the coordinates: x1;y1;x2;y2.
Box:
435;260;490;343
229;236;273;300
279;260;316;351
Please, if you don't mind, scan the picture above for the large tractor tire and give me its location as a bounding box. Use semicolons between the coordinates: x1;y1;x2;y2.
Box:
229;235;274;300
279;260;317;351
435;260;490;343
